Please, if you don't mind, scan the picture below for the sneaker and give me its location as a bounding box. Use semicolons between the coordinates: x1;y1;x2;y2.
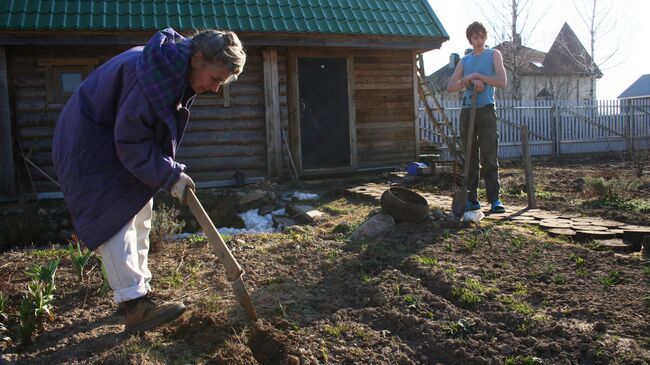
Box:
490;200;506;213
465;200;481;211
123;293;186;334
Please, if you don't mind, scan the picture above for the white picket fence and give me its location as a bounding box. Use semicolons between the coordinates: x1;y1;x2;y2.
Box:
418;98;650;160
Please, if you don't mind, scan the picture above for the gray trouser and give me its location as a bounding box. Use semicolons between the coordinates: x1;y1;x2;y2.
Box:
459;104;500;203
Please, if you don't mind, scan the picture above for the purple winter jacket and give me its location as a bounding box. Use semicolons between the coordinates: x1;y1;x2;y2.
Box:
52;29;194;249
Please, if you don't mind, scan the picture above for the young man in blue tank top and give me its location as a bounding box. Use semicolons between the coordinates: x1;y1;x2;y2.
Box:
447;21;508;213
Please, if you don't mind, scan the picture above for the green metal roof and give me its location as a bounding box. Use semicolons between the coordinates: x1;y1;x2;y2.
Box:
0;0;448;39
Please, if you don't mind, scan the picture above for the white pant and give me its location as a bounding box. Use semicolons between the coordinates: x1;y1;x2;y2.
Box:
98;199;153;303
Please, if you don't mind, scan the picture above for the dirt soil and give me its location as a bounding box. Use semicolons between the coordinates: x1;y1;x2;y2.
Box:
1;157;650;364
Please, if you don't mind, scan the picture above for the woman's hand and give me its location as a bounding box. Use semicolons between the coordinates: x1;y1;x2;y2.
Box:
171;173;196;205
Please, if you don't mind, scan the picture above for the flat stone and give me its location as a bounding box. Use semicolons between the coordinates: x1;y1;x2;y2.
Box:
288;204;325;223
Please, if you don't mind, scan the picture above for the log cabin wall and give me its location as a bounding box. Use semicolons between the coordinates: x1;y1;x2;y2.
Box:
8;45;126;193
353;49;416;168
7;45;280;192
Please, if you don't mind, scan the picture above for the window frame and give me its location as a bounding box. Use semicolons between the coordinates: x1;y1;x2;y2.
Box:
39;58;99;103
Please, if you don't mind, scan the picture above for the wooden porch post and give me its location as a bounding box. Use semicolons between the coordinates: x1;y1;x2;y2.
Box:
0;46;16;194
263;49;282;178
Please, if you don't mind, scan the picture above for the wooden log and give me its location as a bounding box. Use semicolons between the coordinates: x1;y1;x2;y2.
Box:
575;230;617;241
540;221;573;230
572;225;608;231
548;228;576;237
587;220;625;228
622;229;650;251
599;238;634;253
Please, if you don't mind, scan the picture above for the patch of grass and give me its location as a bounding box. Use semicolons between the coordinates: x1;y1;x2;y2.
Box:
511;235;526;249
461;235;480;252
322;323;351;338
552;274;567;285
576;268;589;278
158;269;183;289
30;247;67;259
599;271;621;288
403;295;416;305
497;295;535;315
444;241;453;252
643;265;650;278
415;255;438;266
187;234;208;246
571;254;585;267
579;196;650;213
535;190;562;199
327;250;339;264
504;356;543;365
543;264;557;274
360;270;371;283
452;277;491;306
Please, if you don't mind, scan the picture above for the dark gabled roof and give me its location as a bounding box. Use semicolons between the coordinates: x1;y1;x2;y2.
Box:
618;74;650;99
0;0;448;40
543;22;602;78
428;61;455;92
493;41;546;75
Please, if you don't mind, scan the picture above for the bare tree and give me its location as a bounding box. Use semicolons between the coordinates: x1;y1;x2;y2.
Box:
572;0;619;101
476;0;552;100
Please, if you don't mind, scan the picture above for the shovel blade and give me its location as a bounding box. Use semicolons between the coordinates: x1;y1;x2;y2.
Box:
451;190;468;218
231;277;258;321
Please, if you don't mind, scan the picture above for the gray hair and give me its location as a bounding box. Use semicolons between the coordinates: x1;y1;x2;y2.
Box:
191;30;246;83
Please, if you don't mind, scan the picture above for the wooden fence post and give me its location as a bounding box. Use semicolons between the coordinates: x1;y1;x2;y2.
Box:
520;126;537;208
552;104;561;157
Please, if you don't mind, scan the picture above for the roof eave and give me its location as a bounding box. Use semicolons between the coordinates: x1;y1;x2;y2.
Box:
618;95;650;100
0;30;447;50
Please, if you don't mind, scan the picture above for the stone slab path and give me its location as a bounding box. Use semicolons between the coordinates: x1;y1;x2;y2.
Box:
345;182;650;253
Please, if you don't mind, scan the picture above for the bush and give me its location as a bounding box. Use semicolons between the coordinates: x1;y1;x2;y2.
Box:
584;177;617;199
150;204;185;253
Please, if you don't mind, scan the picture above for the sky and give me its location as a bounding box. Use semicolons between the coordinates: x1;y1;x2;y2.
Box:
422;0;649;100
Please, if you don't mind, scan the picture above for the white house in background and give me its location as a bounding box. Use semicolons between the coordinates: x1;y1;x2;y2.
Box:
429;23;602;102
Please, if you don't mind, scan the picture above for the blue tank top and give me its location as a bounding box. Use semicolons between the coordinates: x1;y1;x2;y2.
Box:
461;48;496;108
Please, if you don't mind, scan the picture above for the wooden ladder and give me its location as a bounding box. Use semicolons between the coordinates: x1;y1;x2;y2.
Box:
416;54;462;163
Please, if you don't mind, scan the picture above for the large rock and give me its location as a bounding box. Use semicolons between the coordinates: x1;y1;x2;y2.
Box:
349;214;396;241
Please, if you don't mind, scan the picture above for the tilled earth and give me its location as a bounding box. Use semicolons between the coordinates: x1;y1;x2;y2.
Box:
1;158;649;364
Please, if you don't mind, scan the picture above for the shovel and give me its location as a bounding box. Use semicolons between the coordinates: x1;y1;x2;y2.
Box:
451;89;478;218
185;188;258;321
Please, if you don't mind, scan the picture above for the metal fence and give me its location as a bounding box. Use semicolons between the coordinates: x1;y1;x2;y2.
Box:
418;98;650;160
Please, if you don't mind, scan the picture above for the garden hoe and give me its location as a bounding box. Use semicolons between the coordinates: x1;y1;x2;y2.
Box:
451;89;478;219
186;188;259;321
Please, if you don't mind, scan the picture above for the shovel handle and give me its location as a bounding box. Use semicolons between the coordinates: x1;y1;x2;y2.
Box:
460;90;479;192
185;188;244;282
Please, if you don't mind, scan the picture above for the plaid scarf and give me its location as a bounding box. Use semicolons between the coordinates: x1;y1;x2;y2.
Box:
136;28;192;140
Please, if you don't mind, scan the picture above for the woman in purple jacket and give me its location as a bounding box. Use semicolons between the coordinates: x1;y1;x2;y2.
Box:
52;28;246;334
